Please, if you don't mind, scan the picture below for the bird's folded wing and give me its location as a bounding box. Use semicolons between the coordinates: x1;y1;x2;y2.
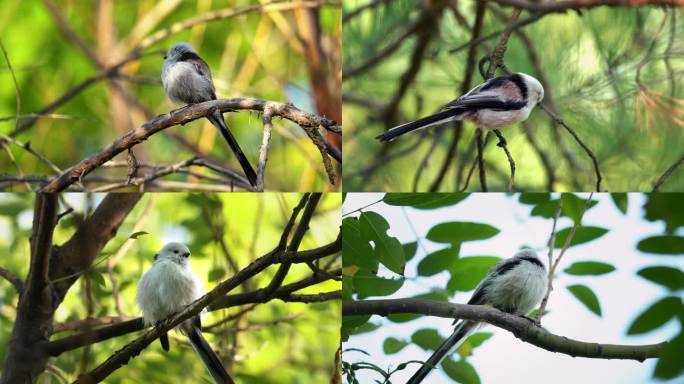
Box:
441;94;526;111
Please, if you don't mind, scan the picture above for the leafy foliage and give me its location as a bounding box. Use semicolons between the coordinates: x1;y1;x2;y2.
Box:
567;284;603;316
0;193;341;383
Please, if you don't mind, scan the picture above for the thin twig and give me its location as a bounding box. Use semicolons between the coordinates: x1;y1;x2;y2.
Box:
476;129;488;191
540;104;603;191
536;193;595;323
0;267;23;293
535;200;562;323
493;129;516;191
652;154;684;192
257;109;274;191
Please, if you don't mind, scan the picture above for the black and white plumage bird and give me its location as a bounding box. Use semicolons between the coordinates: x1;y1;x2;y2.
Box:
136;242;234;384
376;73;544;142
406;249;548;384
162;42;257;187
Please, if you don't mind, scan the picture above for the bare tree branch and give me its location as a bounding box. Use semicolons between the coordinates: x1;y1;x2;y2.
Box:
34;98;339;193
652;154;684;192
490;0;682;12
0;267;24;294
343;299;666;361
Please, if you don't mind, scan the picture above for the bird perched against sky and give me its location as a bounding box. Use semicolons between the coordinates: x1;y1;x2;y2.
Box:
376;73;544;144
406;249;548;384
136;242;234;384
162;42;257;187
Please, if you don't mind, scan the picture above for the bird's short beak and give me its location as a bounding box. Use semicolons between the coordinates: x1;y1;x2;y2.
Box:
182;252;190;258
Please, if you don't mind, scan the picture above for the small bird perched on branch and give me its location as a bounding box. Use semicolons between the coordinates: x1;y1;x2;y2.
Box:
406;249;548;384
376;73;544;143
162;42;257;187
136;242;234;384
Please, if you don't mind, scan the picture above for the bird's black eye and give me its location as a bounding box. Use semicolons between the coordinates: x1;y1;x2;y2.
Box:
163;55;167;59
173;250;179;254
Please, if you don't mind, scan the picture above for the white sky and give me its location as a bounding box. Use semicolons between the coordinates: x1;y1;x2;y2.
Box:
343;193;684;384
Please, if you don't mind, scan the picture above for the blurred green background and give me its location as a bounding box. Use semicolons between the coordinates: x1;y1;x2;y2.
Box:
0;192;341;383
342;0;684;192
0;0;341;191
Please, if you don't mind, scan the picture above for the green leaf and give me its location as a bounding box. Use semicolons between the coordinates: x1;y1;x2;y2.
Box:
610;193;628;214
554;226;609;248
464;332;493;348
208;268;225;282
426;222;499;245
359;212;405;274
129;231;148;239
347;321;380;335
637;266;684;291
567;284;602;316
561;193;589;224
627;296;682;335
518;193;550;205
353;270;404;299
654;330;684;379
441;358;480;384
457;332;493;357
342;314;371;329
342;276;353;300
90;272;106;288
383;337;408;354
417;246;459;277
383;193;469;209
564;261;616;276
411;329;444;350
447;256;502;292
644;194;684;233
637;236;684;255
342;217;378;270
531;197;598;221
530;199;561;219
403;241;418;262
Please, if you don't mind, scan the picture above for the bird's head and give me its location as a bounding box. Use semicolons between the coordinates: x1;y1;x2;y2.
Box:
518;72;544;105
164;42;197;61
154;242;191;265
514;248;540;260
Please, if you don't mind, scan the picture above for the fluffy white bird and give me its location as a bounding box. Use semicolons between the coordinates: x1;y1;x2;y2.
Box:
376;73;544;142
136;242;234;384
406;249;548;384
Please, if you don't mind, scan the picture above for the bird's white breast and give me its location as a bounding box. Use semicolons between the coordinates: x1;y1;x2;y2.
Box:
472;107;532;130
136;260;203;325
485;260;548;315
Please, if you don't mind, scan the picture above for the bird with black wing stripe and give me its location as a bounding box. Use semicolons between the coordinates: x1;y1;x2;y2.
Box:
376;73;544;143
162;42;257;187
406;249;548;384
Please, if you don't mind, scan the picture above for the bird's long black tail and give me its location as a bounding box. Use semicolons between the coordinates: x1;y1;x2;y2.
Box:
186;323;235;384
375;107;467;142
207;112;258;187
406;320;477;384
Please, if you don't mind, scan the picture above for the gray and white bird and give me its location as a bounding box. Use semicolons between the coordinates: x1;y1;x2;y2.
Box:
136;242;234;384
376;73;544;142
162;42;257;187
406;249;548;384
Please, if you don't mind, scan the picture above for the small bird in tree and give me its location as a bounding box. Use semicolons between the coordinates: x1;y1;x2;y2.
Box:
136;242;234;384
162;42;257;187
406;249;548;384
376;73;544;145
